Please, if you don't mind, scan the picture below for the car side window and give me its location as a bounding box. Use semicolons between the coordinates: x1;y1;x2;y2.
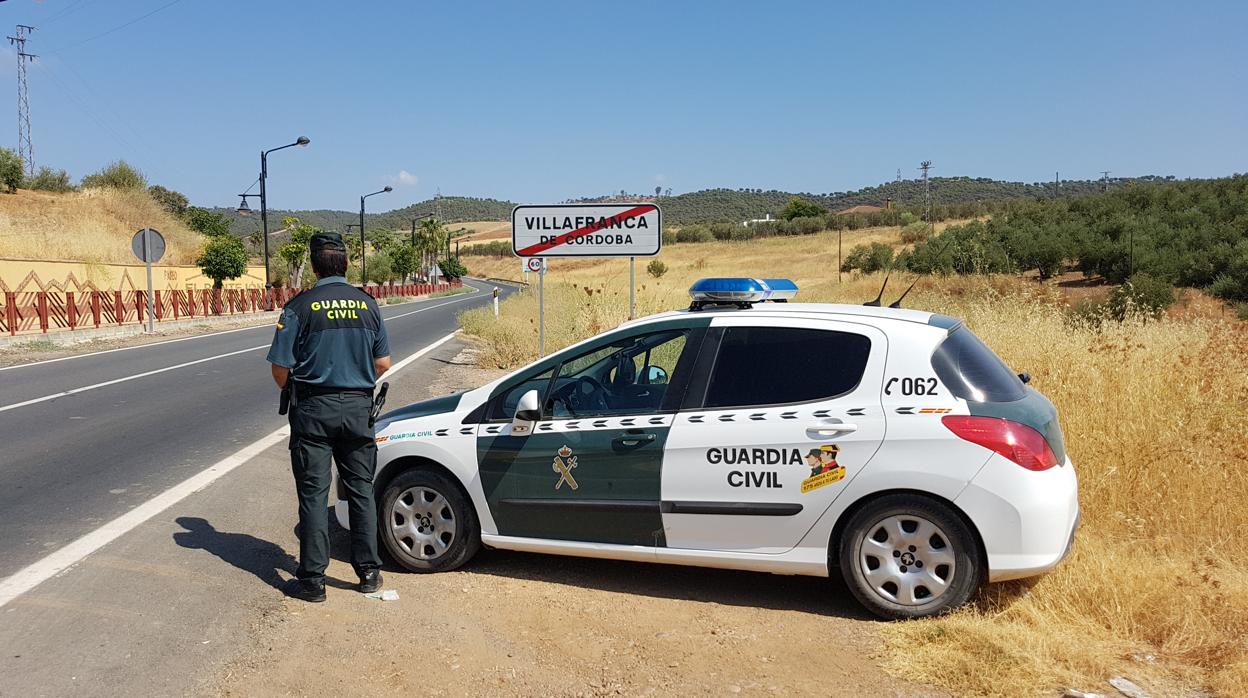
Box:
702;326;871;408
485;368;553;421
548;330;692;418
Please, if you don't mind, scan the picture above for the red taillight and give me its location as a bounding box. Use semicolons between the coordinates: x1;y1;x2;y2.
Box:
941;415;1058;471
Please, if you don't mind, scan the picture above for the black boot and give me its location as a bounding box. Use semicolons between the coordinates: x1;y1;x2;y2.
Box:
359;569;383;594
283;578;326;603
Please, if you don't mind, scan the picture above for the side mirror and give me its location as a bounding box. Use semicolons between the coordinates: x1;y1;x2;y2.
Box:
645;366;668;385
1018;372;1032;384
511;389;541;435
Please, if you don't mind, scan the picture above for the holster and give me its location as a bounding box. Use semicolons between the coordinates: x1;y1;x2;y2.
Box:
278;383;295;415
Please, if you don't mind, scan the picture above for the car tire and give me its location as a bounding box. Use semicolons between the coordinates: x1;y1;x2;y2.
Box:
838;494;981;619
380;468;480;573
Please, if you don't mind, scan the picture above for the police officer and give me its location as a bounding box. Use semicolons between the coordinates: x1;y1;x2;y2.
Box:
267;232;391;603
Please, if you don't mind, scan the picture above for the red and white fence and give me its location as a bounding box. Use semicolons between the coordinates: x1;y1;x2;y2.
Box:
0;280;462;336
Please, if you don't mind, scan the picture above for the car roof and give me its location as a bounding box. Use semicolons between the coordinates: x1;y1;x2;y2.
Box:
622;303;960;331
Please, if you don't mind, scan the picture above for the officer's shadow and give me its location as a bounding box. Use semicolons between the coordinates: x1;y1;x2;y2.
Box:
173;516;296;591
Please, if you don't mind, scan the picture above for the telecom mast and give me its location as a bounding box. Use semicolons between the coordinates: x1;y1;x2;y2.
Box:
7;25;36;175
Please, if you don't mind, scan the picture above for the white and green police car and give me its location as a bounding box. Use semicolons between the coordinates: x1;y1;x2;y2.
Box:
337;278;1079;618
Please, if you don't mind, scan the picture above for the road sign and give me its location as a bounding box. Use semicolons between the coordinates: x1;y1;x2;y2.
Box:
512;203;661;257
524;257;546;274
131;228;165;263
130;228;164;333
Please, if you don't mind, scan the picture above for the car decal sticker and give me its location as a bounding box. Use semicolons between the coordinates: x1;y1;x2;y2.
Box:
552;445;579;490
801;445;846;493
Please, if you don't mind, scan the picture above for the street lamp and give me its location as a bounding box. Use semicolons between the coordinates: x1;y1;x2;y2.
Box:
359;186;392;285
256;136;310;306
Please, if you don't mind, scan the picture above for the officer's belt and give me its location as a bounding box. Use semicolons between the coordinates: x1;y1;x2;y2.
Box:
290;383;373;398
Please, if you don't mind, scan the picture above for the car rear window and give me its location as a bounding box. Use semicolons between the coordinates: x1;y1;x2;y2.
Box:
930;327;1026;403
703;327;871;408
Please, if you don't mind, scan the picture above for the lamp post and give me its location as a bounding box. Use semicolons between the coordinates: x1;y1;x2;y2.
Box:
249;136;309;307
359;186;392;286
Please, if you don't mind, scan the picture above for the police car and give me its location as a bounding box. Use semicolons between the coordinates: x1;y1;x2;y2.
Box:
337;278;1079;619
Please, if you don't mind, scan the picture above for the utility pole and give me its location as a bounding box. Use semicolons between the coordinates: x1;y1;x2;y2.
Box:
1054;171;1060;199
919;160;933;230
8;25;36;175
895;168;902;183
1101;171;1111;192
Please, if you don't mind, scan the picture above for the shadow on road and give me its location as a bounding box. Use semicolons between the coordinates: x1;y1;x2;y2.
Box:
173;516;297;590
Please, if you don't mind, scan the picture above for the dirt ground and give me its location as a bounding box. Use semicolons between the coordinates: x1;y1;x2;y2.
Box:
214;345;941;698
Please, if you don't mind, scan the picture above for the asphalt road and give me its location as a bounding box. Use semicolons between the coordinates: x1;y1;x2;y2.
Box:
0;279;509;580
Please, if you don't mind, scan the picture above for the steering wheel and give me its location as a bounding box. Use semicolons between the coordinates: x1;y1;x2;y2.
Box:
555;375;610;415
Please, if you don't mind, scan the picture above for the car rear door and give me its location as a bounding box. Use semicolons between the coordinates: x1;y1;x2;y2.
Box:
660;315;888;553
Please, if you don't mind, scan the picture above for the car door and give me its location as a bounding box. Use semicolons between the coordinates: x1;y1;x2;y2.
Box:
475;321;708;547
660;316;888;553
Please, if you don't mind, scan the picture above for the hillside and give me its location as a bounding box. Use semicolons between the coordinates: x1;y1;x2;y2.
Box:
211;195;516;236
0;188;202;264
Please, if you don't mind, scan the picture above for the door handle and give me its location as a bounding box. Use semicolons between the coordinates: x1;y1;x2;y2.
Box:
806;424;858;439
613;432;656;449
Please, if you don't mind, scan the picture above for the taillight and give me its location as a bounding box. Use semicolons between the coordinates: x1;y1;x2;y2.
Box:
941;415;1058;471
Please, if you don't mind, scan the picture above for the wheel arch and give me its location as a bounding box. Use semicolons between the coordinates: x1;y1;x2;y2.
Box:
376;455;472;505
827;488;988;581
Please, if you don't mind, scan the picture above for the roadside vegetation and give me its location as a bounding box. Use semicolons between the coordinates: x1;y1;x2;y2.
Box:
459;230;1248;696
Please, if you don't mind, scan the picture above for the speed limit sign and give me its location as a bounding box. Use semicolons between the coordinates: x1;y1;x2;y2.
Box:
524;257;547;274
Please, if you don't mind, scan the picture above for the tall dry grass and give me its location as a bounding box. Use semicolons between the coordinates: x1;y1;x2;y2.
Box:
0;188;202;264
460;234;1248;696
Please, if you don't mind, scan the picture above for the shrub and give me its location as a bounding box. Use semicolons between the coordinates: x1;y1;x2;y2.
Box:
0;147;23;193
708;222;736;241
646;259;667;278
438;256;468;279
366;251;394;284
676;225;712;243
842;242;894;273
80;160;146;190
28;166;73;192
780;196;826;220
1235;302;1248;321
1107;273;1176;319
790;216;824;235
900;221;930;244
196;235;248;290
184;207;233;238
148;185;188;216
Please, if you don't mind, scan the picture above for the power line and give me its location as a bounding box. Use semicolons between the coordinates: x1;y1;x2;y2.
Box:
36;60;143;155
40;0;96;27
43;0;186;55
7;24;37;175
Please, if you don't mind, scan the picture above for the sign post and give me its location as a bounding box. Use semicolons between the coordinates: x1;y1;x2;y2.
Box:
130;228;165;333
512;204;661;356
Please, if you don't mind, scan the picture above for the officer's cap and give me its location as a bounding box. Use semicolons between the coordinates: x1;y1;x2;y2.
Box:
310;232;346;253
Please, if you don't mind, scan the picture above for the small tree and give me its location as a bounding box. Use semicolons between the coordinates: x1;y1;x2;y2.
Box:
196;236;249;313
28;166;74;192
80;160;147;190
646;259;668;278
184;206;233;238
276;216;316;288
366;250;394;285
391;243;418;282
148;185;188;216
0;148;23;193
438;257;467;280
780;196;826;221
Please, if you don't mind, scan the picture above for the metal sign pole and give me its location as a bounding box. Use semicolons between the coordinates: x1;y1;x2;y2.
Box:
629;257;635;319
143;230;155;333
538;263;545;357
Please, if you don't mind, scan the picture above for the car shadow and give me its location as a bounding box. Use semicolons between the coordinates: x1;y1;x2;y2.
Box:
459;548;877;620
173;516;297;590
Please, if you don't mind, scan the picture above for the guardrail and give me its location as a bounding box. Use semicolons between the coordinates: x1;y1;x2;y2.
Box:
0;280;462;336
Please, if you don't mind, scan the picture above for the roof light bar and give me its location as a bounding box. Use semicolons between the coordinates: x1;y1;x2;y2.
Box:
688;278;798;310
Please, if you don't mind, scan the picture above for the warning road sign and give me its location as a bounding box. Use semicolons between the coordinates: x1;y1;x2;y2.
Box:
512;203;661;258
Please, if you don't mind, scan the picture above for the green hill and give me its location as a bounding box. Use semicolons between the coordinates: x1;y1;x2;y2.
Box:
213;195;515;236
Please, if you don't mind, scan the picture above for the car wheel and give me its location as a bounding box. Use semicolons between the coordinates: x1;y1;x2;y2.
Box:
380;468;480;573
838;494;981;619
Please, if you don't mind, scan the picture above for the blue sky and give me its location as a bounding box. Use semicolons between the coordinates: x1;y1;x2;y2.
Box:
1;0;1244;212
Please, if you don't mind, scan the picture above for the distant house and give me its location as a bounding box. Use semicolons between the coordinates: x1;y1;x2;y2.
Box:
835;204;885;215
742;213;777;227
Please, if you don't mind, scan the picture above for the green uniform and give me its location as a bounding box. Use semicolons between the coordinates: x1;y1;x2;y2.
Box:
268;274;389;582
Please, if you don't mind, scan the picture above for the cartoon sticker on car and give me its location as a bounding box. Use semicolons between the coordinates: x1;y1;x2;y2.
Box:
801;444;845;493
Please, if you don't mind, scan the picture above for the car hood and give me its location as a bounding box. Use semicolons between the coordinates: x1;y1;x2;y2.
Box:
376;392;464;431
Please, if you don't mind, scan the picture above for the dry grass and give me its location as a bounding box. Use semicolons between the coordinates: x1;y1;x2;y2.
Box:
459;232;1248;696
0;188;202;264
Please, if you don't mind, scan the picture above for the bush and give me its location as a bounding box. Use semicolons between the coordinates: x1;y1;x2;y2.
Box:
900;221;930;244
780;196;826;220
366;251;393;284
0;148;23;193
646;259;667;278
438;256;468;279
196;235;249;290
28;166;73;192
1107;273;1176;319
790;216;824;235
148;185;188;216
80;160;146;190
708;222;736;241
184;207;233;238
1235;302;1248;321
462;240;511;257
675;225;712;243
842;242;894;274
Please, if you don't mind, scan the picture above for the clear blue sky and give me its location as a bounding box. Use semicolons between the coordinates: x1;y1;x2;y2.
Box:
1;0;1244;212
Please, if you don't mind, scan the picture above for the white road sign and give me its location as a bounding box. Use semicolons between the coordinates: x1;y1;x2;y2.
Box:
512;203;661;258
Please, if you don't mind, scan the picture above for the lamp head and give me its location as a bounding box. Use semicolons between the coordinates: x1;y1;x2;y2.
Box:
295;136;310;146
236;196;252;215
383;186;393;193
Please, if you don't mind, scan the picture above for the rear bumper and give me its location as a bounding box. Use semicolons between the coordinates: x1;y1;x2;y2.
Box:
955;454;1080;582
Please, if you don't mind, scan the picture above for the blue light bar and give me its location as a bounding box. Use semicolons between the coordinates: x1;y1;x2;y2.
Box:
688;278;799;308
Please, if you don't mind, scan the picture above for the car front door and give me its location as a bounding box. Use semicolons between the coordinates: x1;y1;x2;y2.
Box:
660;316;888;553
475;321;708;547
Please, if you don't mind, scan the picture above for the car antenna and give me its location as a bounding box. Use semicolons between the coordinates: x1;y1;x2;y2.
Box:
863;272;890;307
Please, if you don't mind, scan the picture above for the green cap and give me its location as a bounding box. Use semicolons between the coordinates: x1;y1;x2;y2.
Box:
310;232;346;253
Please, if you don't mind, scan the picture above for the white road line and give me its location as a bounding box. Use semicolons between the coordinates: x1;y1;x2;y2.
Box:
0;331;459;609
0;283;483;373
0;291;488;414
